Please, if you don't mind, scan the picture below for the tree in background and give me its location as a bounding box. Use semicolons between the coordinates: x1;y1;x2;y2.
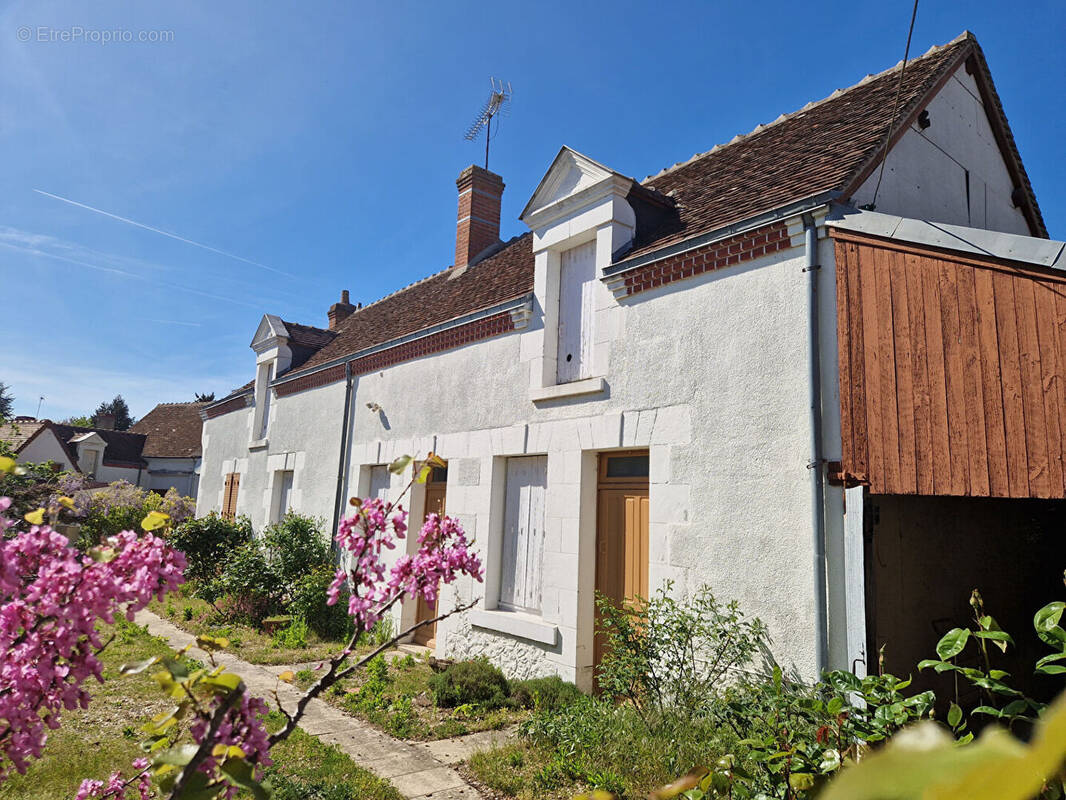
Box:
194;392;215;402
0;382;13;420
92;395;134;430
61;416;94;428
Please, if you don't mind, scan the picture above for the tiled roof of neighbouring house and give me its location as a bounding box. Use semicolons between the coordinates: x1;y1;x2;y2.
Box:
130;402;208;458
213;31;1043;393
0;420;48;453
52;424;147;468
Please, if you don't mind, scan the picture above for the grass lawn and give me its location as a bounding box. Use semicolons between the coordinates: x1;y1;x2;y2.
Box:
298;655;529;741
0;618;400;800
466;741;584;800
148;584;344;666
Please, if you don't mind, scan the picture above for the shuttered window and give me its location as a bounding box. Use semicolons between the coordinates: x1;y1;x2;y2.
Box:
222;472;240;519
499;456;547;613
557;240;597;384
368;465;390;503
274;470;294;521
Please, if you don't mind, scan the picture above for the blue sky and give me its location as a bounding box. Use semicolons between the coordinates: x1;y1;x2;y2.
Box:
1;0;1063;421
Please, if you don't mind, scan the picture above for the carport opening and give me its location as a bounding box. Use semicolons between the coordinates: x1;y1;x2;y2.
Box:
867;494;1066;707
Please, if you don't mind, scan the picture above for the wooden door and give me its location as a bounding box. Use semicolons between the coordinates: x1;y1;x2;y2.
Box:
557;240;597;384
594;451;650;673
499;456;548;612
413;466;448;646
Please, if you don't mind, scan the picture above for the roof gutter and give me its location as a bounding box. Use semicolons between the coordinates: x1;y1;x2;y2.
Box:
331;361;355;549
604;190;842;277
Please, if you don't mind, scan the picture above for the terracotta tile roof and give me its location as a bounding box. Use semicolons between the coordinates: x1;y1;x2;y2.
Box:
130;402;207;458
222;32;1042;384
296;233;535;373
282;320;337;351
0;420;47;452
626;33;1044;259
52;424;147;468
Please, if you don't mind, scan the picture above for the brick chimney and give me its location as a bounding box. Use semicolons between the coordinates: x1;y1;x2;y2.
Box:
454;165;504;269
328;289;356;330
93;412;116;430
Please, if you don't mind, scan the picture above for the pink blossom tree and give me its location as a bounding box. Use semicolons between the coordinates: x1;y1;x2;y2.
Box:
0;453;483;799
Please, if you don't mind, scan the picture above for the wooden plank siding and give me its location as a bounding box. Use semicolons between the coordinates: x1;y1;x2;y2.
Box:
833;229;1066;498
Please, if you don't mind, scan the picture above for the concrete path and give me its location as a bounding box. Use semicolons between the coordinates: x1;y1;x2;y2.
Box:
134;610;508;800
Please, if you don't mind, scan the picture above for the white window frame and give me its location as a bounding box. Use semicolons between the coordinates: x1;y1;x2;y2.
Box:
272;469;294;522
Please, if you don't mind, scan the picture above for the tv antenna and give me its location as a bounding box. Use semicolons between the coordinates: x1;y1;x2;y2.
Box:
464;77;512;171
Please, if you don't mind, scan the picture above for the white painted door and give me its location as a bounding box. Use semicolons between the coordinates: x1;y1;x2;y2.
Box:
844;486;868;678
557;240;597;384
500;456;548;612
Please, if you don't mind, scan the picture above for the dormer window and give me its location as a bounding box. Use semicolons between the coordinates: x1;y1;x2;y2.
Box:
253;360;275;441
557;240;597;383
248;314;294;448
519;147;637;402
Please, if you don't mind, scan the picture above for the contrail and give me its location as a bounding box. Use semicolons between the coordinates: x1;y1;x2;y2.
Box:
141;318;203;328
33;189;295;279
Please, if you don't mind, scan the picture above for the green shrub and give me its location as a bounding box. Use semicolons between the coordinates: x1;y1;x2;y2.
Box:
272;618;309;650
76;481;195;546
428;658;510;709
167;512;252;583
203;540;283;624
510;675;583;712
596;581;766;725
289;565;352;639
261;513;332;591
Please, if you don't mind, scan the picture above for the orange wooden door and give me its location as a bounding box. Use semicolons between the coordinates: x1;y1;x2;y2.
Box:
594;452;650;674
413;473;447;646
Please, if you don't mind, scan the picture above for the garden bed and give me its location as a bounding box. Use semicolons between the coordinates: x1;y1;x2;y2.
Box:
149;584;345;666
0;618;400;800
300;654;532;741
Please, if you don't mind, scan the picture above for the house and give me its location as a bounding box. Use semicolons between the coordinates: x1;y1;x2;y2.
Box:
197;32;1065;691
0;418;79;472
130;401;208;497
0;415;148;483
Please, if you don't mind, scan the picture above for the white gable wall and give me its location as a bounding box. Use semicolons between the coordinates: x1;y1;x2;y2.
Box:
17;429;76;470
851;66;1031;236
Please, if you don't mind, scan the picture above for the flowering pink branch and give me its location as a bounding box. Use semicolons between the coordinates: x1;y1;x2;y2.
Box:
0;497;185;780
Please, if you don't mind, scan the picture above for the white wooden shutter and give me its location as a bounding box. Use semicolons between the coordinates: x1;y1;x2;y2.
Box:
369;465;390;503
500;456;547;612
277;470;294;518
557;241;597;383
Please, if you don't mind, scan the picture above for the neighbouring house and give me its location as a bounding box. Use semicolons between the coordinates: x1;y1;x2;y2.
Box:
130;402;208;497
197;32;1065;693
0;418;79;472
2;405;209;496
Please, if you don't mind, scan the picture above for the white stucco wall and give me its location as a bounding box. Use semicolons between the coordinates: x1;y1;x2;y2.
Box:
201;229;825;688
17;430;76;470
852;66;1031;236
198;382;347;535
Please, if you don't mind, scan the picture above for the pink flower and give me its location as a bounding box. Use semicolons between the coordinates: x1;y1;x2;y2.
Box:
328;498;482;632
0;498;185;779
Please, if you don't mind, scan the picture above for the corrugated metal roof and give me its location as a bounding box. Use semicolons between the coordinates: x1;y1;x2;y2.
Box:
827;209;1065;270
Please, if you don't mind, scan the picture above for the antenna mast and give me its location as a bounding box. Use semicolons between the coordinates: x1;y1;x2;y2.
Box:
464;77;512;171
